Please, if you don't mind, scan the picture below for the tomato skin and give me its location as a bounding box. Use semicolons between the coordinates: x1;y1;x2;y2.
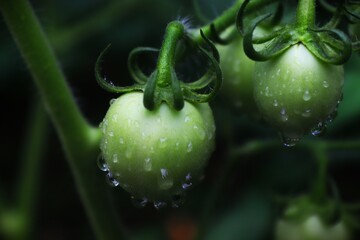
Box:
100;92;215;202
253;44;344;142
275;214;350;240
218;36;257;114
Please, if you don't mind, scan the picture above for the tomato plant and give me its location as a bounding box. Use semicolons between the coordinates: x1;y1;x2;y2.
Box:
1;0;360;239
99;92;215;206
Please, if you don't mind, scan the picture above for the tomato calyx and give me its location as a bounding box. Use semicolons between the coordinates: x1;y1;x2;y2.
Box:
237;0;353;65
95;21;222;111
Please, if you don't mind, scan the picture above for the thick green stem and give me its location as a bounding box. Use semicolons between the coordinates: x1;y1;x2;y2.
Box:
156;21;185;87
191;0;277;44
296;0;316;28
0;1;125;239
310;143;328;204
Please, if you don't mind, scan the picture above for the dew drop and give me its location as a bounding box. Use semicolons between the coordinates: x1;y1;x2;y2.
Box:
182;173;193;190
159;169;173;190
160;168;168;179
280;133;300;147
323;80;329;88
154;201;167;210
326;109;338;123
187;142;193;153
112;154;118;163
311;122;327;137
302;109;312;118
273;99;279;107
97;155;108;172
280;108;288;122
131;196;148;208
265;86;271;97
109;98;116;105
184;116;190;123
144;158;152;172
119;137;124;144
108;131;114;137
303;90;311;101
106;172;119;187
159;137;167;148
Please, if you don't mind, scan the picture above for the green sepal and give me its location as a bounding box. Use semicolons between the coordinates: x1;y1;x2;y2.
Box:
128;47;159;84
305;28;352;65
182;30;222;103
95;44;144;93
209;23;235;45
243;14;293;61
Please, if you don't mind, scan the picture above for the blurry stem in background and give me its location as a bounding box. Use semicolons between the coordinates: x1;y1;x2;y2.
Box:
310;143;328;204
49;0;160;53
191;0;277;44
0;0;126;239
15;98;48;240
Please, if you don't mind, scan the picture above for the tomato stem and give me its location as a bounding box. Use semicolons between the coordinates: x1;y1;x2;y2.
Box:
191;0;277;44
156;21;185;87
295;0;316;29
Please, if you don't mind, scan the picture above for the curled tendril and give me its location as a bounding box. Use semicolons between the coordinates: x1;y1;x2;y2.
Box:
95;44;143;93
181;29;222;103
128;47;159;84
209;24;234;45
243;14;294;61
236;0;354;64
319;0;360;25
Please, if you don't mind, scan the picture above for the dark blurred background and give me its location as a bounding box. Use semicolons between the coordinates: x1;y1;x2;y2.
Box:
1;0;360;239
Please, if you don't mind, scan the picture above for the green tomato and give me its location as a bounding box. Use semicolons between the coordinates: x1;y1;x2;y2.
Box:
253;44;344;145
99;92;215;207
218;35;257;115
275;214;350;240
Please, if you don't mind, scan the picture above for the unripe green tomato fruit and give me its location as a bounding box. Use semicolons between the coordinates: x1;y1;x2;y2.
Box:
218;36;257;115
275;214;350;240
253;44;344;145
99;92;215;204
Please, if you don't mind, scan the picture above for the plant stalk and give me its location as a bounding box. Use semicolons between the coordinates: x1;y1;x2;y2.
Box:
296;0;316;28
0;0;125;239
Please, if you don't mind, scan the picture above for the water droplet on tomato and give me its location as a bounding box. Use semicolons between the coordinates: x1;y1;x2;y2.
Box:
131;196;148;208
109;98;116;105
159;137;167;148
182;173;193;190
119;137;124;144
326;109;338;123
311;122;327;136
106;172;119;187
154;201;167;210
187;142;193;152
159;169;173;190
273;99;279;107
97;155;108;171
108;131;114;137
112;154;118;163
184;116;190;123
280;108;288;122
144;158;152;171
280;132;301;147
323;80;329;88
303;90;311;101
302;109;312;118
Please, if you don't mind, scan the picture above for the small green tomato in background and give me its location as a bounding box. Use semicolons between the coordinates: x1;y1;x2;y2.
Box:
218;27;266;118
99;92;215;207
276;214;350;240
253;44;344;145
